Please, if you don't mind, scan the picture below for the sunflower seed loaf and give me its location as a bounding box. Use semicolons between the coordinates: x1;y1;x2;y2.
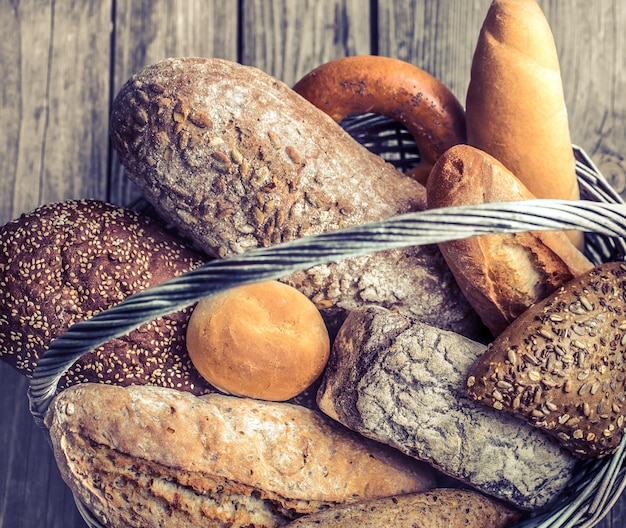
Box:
46;383;437;528
467;261;626;459
317;305;577;510
110;57;485;339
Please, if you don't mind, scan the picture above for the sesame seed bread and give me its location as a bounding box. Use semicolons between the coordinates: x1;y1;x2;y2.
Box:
467;261;626;459
110;57;485;340
0;199;211;394
284;488;520;528
316;305;577;510
426;144;593;336
45;383;437;528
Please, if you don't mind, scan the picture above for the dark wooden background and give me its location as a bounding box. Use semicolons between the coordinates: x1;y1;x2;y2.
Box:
1;1;625;526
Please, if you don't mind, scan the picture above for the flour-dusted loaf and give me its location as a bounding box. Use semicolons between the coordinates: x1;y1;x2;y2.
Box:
317;305;577;510
45;384;437;528
0;199;211;394
285;488;520;528
110;57;484;339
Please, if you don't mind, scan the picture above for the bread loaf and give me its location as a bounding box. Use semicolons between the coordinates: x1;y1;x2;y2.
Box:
110;57;485;339
285;488;520;528
466;0;582;248
426;144;593;336
186;281;330;401
317;305;577;510
46;383;437;528
0;199;212;395
467;261;626;459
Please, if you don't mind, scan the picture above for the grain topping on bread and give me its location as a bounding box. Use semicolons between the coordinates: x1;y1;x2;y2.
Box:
467;261;626;459
110;57;485;339
0;199;211;394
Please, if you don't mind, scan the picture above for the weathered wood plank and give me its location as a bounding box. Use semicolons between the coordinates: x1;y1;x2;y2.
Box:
0;0;111;226
1;2;112;527
108;0;239;208
541;0;626;197
241;0;372;85
377;0;484;102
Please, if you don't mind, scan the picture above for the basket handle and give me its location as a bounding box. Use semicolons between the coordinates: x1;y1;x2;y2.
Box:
28;197;626;425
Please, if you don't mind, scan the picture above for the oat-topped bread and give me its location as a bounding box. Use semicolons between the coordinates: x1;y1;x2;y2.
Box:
110;57;485;340
0;199;211;394
45;383;436;528
467;261;626;459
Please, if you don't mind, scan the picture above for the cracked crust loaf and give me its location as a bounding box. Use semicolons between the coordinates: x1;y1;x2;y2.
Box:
45;384;436;528
317;305;577;510
110;57;485;339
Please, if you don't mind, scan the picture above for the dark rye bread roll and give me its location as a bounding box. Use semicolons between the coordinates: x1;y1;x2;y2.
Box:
45;384;437;528
0;199;211;394
109;57;485;339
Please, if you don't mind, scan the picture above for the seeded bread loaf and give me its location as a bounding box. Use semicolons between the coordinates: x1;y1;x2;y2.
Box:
110;57;485;339
467;261;626;459
0;199;211;394
285;488;520;528
427;144;593;336
317;305;577;510
46;383;436;528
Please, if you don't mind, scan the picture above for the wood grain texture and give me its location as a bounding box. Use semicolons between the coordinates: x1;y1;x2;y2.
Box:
241;0;372;84
108;0;239;208
1;1;625;527
0;0;111;226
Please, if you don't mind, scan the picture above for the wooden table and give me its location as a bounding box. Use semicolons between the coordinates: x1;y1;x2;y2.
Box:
1;1;625;526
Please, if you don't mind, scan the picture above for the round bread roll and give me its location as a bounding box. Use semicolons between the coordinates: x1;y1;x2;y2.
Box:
186;281;331;401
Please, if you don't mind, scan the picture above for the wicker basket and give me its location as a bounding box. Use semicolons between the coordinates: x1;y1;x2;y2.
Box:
28;114;626;528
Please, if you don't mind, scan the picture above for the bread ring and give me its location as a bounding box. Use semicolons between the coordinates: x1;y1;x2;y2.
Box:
293;55;466;184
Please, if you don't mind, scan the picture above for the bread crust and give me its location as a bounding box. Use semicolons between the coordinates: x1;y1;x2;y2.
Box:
0;199;211;394
285;488;520;528
427;145;592;336
186;281;330;401
467;261;626;459
293;55;467;184
110;57;485;339
466;0;582;248
46;384;436;527
316;305;577;510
